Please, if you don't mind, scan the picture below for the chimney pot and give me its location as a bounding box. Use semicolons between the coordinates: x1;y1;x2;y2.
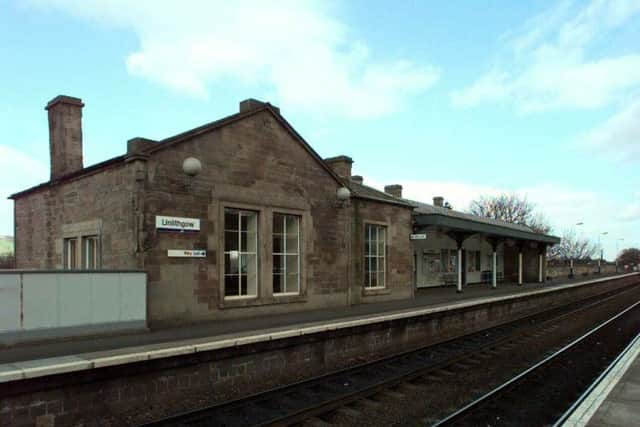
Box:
324;155;353;179
46;95;84;180
350;175;363;184
127;137;158;155
433;196;444;207
384;184;403;198
239;98;280;114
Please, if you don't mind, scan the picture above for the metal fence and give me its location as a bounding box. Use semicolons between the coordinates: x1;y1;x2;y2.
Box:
0;270;146;344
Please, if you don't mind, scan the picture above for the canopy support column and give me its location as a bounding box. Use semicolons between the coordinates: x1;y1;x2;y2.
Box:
517;242;524;286
493;251;498;288
448;232;470;294
457;247;463;293
487;237;501;289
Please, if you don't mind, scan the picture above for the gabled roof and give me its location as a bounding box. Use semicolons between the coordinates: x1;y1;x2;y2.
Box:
10;102;346;199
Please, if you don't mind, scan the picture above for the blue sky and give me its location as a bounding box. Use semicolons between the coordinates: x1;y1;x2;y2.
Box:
1;0;638;259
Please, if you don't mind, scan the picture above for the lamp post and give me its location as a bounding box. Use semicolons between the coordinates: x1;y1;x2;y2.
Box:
570;222;583;279
615;238;624;272
597;232;608;274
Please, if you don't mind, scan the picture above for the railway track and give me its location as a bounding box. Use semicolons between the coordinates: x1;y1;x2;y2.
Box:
141;283;640;427
433;300;640;427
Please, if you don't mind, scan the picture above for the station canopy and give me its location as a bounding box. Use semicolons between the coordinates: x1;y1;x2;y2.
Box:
411;202;560;245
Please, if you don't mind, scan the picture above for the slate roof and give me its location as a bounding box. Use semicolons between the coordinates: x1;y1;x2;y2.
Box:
409;200;536;233
348;181;414;207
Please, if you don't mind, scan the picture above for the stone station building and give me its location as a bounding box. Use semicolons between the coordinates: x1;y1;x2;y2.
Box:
10;95;559;326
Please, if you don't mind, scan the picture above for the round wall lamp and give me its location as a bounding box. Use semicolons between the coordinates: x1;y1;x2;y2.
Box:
182;157;202;176
337;187;351;201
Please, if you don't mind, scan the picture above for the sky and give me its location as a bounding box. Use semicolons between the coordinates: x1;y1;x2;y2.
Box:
0;0;638;260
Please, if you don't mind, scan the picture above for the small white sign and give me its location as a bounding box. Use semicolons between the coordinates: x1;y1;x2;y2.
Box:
156;215;200;232
410;233;427;240
167;249;207;258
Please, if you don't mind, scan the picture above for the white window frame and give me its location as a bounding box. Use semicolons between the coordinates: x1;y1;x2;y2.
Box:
64;237;79;270
82;235;99;269
364;223;386;289
224;208;259;299
273;213;301;296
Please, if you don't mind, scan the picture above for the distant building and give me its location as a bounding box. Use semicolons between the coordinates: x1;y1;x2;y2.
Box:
10;95;559;326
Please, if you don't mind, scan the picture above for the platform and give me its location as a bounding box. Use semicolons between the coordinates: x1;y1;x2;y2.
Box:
563;331;640;427
0;273;634;383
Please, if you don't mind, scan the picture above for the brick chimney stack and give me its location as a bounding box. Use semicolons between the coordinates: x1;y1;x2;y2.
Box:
324;155;353;179
46;95;84;180
384;184;403;198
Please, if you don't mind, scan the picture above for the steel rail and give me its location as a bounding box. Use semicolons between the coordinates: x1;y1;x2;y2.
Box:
552;331;640;427
141;283;639;427
431;299;640;427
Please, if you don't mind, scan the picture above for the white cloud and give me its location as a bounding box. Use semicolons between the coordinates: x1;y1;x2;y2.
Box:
0;146;48;235
620;202;640;222
582;98;640;162
452;0;640;112
28;0;439;118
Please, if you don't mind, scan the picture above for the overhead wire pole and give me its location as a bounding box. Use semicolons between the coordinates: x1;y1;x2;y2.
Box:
597;231;608;274
570;221;584;279
615;238;624;272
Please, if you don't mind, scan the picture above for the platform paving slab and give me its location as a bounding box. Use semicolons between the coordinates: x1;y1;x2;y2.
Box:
586;349;640;427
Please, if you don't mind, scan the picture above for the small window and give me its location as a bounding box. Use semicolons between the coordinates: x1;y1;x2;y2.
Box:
64;238;78;270
443;249;458;273
224;208;258;298
83;236;99;269
273;213;300;295
364;224;386;288
467;250;481;272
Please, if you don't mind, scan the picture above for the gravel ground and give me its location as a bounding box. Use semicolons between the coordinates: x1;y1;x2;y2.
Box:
298;286;640;427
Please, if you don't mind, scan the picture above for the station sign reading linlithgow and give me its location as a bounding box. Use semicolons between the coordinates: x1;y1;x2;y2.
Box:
156;215;200;232
167;249;207;258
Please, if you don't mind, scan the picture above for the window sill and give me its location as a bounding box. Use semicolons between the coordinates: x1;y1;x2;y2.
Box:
223;295;258;301
220;294;307;309
362;287;390;297
273;292;301;297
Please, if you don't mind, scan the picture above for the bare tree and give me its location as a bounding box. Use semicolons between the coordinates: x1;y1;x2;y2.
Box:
547;230;598;261
617;248;640;268
468;193;551;234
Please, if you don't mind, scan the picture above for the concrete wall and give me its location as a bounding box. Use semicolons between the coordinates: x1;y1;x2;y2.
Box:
547;263;617;280
2;274;637;427
0;271;146;344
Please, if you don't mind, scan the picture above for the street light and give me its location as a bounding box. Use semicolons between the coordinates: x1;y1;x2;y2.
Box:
616;238;624;272
597;231;608;274
570;221;584;279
